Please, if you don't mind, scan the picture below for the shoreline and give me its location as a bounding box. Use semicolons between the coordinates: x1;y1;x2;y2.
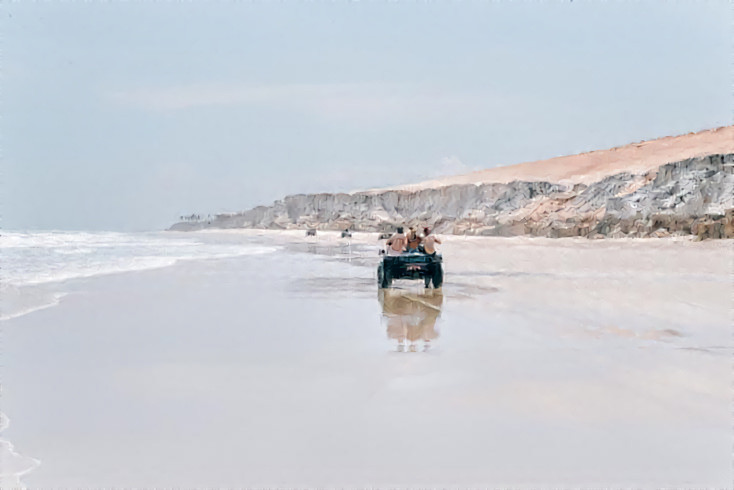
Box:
4;230;729;324
3;230;731;486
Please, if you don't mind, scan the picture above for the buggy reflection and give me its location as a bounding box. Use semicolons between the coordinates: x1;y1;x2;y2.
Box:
378;288;443;352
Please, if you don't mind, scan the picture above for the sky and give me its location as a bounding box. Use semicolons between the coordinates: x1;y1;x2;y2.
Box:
2;1;731;231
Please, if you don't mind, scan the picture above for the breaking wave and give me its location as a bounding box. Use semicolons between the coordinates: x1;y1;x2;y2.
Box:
1;231;277;287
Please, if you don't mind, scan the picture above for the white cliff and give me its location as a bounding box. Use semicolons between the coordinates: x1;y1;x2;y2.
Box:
170;127;734;240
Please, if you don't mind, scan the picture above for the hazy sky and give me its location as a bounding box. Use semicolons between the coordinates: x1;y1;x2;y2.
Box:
3;1;731;231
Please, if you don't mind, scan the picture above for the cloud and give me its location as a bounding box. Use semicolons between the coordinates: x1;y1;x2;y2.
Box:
281;164;426;195
109;83;315;111
437;155;473;176
278;155;480;196
107;82;516;124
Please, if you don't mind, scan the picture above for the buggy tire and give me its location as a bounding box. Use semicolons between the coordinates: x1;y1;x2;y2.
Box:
432;265;443;288
378;263;391;288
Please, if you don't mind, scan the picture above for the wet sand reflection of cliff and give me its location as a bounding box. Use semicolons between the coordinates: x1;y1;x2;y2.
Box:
378;289;443;352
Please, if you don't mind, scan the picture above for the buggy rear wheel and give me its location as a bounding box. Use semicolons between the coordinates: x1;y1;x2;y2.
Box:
432;265;443;288
378;263;391;288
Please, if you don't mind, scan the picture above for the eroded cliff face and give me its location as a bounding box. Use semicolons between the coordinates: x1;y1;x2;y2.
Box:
169;153;734;239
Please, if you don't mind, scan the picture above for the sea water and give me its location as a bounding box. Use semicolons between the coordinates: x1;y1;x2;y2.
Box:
0;230;277;321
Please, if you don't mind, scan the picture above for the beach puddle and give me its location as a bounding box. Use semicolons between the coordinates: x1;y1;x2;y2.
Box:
676;345;734;356
286;276;376;298
444;281;500;297
585;325;685;341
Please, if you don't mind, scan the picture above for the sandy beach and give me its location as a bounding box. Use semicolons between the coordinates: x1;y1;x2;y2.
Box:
5;1;732;487
2;231;731;487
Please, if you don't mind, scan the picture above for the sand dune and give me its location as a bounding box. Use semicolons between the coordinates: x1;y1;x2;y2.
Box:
380;125;734;191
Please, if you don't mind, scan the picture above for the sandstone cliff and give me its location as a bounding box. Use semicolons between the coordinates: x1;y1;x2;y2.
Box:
170;153;734;239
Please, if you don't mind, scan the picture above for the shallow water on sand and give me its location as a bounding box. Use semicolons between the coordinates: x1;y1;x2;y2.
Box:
2;233;731;487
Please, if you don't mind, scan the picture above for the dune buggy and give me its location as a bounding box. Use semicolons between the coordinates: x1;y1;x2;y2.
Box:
377;253;443;289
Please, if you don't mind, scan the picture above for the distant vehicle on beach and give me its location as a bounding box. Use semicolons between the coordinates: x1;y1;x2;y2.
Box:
378;232;392;240
306;229;317;236
341;229;352;238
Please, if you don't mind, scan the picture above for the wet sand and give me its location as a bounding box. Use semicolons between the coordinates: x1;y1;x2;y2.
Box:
3;232;731;487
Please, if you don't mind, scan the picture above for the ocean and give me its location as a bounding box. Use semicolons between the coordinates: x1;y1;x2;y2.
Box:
0;230;279;321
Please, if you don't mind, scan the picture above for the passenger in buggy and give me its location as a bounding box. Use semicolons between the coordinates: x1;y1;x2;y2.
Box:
405;226;422;253
385;227;407;256
420;227;441;255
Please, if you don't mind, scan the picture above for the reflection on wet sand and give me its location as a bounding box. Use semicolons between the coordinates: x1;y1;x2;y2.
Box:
378;288;443;352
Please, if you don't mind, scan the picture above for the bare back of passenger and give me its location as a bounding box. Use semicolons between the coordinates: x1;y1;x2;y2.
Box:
422;228;441;254
386;232;407;255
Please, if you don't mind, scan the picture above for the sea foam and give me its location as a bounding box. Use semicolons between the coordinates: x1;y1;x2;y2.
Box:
0;231;277;320
0;412;40;490
1;231;277;287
